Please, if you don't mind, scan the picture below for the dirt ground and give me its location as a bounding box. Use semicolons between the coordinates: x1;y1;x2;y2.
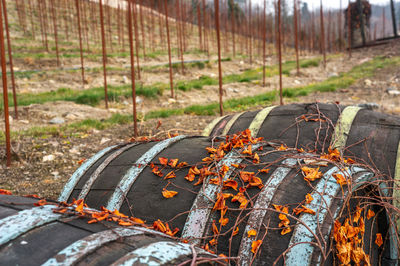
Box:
1;40;400;199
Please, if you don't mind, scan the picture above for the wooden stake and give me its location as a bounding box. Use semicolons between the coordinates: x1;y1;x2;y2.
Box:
0;0;11;166
164;0;174;98
214;0;223;116
277;0;283;106
127;0;137;137
99;0;109;109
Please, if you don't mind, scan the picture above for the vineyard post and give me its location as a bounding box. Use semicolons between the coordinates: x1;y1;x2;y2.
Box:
164;0;174;98
75;0;85;84
132;0;141;80
214;0;224;116
1;0;18;119
320;0;326;68
231;0;235;57
347;0;352;57
0;0;11;166
262;0;266;86
277;0;283;106
177;0;185;74
127;0;138;137
41;0;49;51
28;0;35;39
99;0;109;109
50;0;60;67
339;0;342;51
294;0;299;75
197;0;202;51
139;0;146;58
382;8;385;38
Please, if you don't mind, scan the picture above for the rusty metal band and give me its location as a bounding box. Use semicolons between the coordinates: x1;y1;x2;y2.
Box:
248;105;276;137
78;143;138;200
202;115;228;136
106;135;187;211
0;205;59;245
331;106;362;153
59;145;118;202
111;241;210;266
221;112;245;135
285;167;370;265
238;158;297;266
181;143;262;245
42;227;171;266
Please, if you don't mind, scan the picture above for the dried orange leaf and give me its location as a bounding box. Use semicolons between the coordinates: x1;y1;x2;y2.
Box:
253;153;260;163
281;226;292;235
293;205;316;215
223;179;238;191
247;229;257;237
278;144;287;151
209;238;217;246
239;171;254;182
242;145;252;155
159;157;168;166
212;220;219;235
367;209;375;220
168;159;179;168
177;162;188;168
251;240;262;254
333;173;348;186
375;233;383;247
305;193;313;204
233;227;239;236
164;171;176;179
162;189;178;199
0;189;12;195
259;168;270;174
34;199;48;206
301;166;323;182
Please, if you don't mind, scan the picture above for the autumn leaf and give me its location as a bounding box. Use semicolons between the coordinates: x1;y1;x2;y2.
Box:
206;147;217;153
251;240;262;254
367;209;375;220
247;229;257;237
164;171;176;179
77;158;86;165
209;177;221;185
301;166;323;182
212;220;219;235
168;159;179;168
34;199;48;206
375;233;383;247
293;205;316;215
305;193;313;204
281;227;292;235
213;193;226;210
0;189;12;195
239;171;254;182
233;227;239;236
209;238;217;246
253;153;260;163
353;206;362;223
232;191;248;209
130;217;145;224
242;145;252;155
74;199;84;213
278;144;287;151
333;173;348;186
162;189;178;199
119;220;134;226
223;179;238;190
248;176;264;189
177;161;188;168
159;157;168;166
259;168;270;174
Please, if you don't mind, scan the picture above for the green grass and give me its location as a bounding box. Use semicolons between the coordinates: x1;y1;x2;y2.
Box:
1;57;321;109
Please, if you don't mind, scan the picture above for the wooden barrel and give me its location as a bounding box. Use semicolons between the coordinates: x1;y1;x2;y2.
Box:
0;195;215;265
59;134;398;265
203;103;400;179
